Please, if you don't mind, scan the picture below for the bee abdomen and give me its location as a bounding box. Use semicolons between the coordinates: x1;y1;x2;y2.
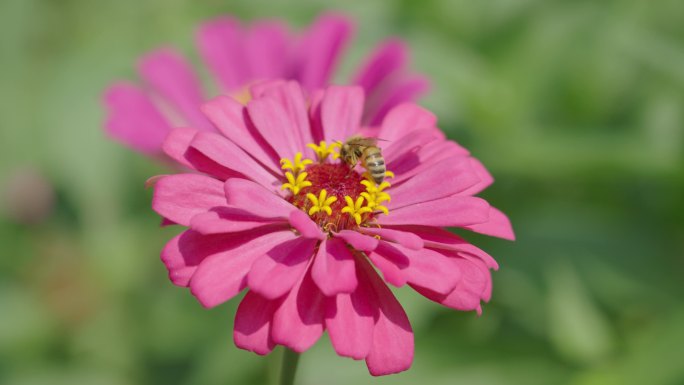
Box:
364;149;386;184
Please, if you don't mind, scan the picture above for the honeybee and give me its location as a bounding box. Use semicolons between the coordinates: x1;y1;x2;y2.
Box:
339;136;386;184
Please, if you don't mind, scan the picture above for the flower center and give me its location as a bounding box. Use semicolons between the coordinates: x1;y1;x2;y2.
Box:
295;163;367;231
280;141;392;233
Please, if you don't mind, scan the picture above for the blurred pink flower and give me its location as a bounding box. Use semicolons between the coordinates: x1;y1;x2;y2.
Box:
2;167;55;225
151;80;513;376
104;14;428;155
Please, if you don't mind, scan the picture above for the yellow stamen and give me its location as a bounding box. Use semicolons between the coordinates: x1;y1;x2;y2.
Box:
361;180;391;202
281;171;312;195
360;178;391;216
374;205;390;215
306;189;337;216
280;152;313;174
307;141;341;163
361;180;391;191
360;192;390;215
341;196;372;225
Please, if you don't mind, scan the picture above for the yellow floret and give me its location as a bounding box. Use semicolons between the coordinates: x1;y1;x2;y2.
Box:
341;196;372;225
360;192;390;215
306;189;337;216
281;171;312;195
280;152;313;174
360;178;391;216
306;141;341;163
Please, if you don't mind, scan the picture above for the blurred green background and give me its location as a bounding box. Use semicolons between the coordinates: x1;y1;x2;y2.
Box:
1;0;683;384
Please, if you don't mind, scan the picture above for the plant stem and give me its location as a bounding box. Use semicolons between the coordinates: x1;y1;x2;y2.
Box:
279;348;300;385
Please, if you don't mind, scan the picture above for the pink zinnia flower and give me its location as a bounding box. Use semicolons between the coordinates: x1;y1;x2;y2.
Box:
104;14;428;155
151;81;514;375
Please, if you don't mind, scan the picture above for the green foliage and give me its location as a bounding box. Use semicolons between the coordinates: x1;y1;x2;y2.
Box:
1;0;683;384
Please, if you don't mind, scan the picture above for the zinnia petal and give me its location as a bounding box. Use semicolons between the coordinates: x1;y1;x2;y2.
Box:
376;102;437;143
258;81;314;151
335;230;379;252
383;128;444;165
162;128;198;169
413;256;491;314
388;143;470;186
247;96;302;160
463;206;516;241
366;75;430;126
384;225;499;269
201;95;280;173
321;85;364;141
152;174;226;226
372;241;460;295
378;196;490;227
311;238;358;296
271;267;326;352
234;291;280;355
461;158;494;196
224;178;295;219
244;21;291;80
196;17;247;91
296;13;353;91
394;244;461;295
103;83;170;154
138;48;212;130
190;229;297;308
247;237;317;299
387;157;481;209
289;210;325;240
160;230;205;287
190;207;285;235
325;263;375;359
367;242;409;287
189;131;279;188
359;227;423;251
357;258;414;376
353;39;407;98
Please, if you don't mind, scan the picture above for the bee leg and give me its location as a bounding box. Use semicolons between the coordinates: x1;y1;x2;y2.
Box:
345;164;356;178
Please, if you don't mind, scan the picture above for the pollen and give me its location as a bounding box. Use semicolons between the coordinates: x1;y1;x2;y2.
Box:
280;141;393;233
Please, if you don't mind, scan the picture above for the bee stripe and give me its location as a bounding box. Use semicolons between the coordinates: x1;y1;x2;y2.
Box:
365;153;382;163
364;151;386;184
371;173;385;184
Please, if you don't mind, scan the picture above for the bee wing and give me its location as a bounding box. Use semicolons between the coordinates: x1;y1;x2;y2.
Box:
353;137;382;146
